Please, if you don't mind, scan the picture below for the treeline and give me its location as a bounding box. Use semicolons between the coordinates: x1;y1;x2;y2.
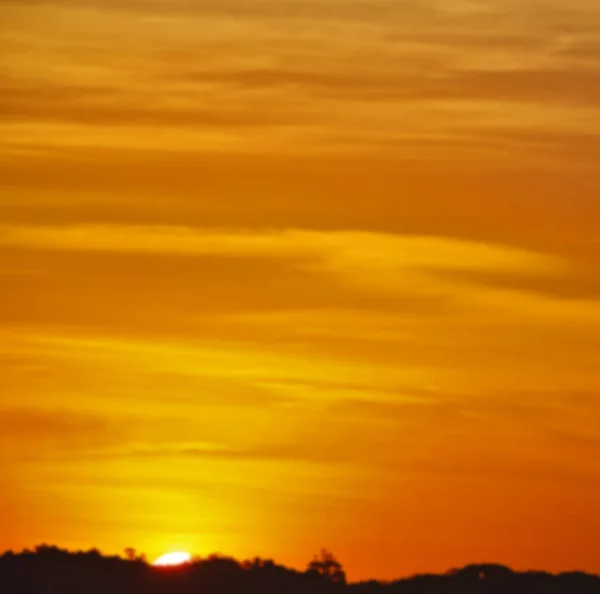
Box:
1;545;599;593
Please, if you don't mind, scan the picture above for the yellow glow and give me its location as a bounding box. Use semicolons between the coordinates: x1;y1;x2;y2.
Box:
153;552;192;567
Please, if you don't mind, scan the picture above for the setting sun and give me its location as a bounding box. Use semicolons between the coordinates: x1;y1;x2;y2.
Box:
153;552;192;567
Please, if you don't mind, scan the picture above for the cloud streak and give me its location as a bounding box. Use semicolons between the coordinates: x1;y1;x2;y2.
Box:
0;224;563;272
2;0;600;161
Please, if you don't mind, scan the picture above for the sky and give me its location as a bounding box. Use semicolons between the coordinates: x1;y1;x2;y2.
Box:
1;0;600;581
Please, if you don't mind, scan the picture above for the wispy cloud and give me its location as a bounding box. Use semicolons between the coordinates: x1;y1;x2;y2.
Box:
0;406;124;461
2;1;600;160
0;224;564;273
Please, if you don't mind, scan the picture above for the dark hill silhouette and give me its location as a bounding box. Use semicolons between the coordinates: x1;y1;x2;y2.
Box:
1;545;599;594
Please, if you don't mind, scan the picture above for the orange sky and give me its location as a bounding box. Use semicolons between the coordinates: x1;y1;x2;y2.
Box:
1;0;600;581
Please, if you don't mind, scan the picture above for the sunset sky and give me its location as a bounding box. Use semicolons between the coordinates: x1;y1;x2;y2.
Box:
1;0;600;580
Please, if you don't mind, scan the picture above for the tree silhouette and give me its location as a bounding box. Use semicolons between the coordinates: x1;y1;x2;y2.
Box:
307;549;347;584
124;548;137;561
124;547;146;563
1;545;599;593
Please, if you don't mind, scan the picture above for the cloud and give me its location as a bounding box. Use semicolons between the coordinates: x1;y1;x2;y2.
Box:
0;400;349;466
0;407;123;459
5;224;597;340
79;441;352;465
0;77;303;129
0;224;563;272
0;224;575;317
176;65;600;109
0;0;441;22
3;0;600;161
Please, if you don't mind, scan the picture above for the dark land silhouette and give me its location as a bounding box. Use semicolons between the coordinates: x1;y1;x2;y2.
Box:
1;545;599;594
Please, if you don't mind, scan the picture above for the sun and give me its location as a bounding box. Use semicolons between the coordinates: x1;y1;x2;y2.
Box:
152;551;192;567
